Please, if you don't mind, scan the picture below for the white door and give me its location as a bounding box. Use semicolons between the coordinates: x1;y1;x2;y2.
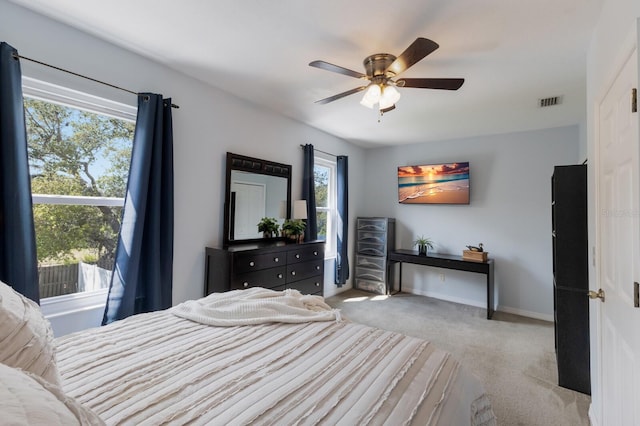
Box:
231;181;265;239
596;46;640;425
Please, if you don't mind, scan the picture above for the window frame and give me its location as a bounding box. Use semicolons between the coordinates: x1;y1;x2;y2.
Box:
314;154;337;258
22;77;137;309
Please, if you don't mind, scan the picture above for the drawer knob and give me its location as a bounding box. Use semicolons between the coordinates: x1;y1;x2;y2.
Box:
277;274;283;279
291;271;296;276
243;282;249;288
249;261;255;267
313;251;318;256
316;265;320;270
274;257;279;262
315;282;320;287
295;254;300;259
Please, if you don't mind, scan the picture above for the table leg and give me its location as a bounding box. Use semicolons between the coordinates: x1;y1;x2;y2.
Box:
486;262;495;319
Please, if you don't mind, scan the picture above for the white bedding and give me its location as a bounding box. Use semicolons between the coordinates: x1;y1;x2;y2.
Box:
55;289;496;425
171;287;341;326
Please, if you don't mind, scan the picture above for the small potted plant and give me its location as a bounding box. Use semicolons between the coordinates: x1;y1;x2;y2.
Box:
282;219;306;243
257;217;279;238
413;235;434;255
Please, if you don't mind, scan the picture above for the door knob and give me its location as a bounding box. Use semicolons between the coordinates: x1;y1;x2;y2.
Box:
588;288;605;302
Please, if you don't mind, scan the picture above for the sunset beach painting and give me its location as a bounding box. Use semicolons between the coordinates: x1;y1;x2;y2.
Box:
398;162;470;204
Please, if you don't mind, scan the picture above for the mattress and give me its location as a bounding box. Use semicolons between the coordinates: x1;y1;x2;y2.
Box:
55;291;496;425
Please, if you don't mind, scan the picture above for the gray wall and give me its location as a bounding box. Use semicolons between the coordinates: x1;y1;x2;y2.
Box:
1;0;591;328
1;0;365;335
361;126;580;319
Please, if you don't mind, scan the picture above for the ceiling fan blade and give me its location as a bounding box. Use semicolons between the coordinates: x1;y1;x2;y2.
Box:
309;60;367;79
386;38;439;76
314;86;368;104
397;78;465;90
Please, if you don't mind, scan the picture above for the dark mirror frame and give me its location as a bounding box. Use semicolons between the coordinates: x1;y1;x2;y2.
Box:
223;152;292;248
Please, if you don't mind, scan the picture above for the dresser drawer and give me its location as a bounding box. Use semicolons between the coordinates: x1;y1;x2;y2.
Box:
273;276;323;295
357;218;387;232
357;241;386;257
356;255;386;271
357;230;386;243
286;259;323;282
355;278;386;294
287;243;324;264
355;267;384;282
231;266;286;290
233;251;285;273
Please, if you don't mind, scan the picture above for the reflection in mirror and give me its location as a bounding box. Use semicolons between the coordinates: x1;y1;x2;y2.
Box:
223;152;292;247
229;171;288;239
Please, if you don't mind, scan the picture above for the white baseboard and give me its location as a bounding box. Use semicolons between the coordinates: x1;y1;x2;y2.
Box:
588;404;599;426
497;305;553;322
405;287;486;309
402;287;553;322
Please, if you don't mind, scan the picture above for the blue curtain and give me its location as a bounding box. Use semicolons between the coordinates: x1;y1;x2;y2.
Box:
335;155;349;286
0;42;39;303
103;93;174;324
302;144;318;242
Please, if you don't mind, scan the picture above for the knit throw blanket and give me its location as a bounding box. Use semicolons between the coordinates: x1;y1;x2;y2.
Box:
171;287;341;326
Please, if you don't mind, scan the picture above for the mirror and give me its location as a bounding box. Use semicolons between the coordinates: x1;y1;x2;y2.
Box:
223;152;291;247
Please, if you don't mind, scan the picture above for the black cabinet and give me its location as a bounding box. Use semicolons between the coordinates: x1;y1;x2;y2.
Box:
205;241;325;296
552;164;590;394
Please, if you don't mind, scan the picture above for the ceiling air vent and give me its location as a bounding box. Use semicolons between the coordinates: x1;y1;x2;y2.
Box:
538;96;562;108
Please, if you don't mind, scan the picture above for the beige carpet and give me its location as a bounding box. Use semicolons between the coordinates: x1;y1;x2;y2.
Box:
325;289;590;426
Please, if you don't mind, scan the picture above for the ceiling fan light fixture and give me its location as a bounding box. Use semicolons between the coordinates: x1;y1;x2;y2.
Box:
379;85;400;110
360;96;376;109
360;84;381;108
311;37;463;110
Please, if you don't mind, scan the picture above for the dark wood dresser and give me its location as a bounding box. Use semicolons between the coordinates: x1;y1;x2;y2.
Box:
205;241;325;296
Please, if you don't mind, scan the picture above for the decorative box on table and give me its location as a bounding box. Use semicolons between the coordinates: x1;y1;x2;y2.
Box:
462;250;488;262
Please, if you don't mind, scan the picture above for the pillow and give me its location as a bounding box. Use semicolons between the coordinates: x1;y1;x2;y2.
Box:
0;363;104;425
0;280;61;386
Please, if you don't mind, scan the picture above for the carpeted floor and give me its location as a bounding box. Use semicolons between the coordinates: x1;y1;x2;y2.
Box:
325;289;591;426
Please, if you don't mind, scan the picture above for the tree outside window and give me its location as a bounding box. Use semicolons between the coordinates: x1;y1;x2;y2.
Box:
314;157;336;256
315;165;329;239
24;96;135;298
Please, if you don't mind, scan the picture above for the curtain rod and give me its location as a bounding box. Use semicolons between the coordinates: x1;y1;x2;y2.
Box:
299;144;337;157
12;53;179;109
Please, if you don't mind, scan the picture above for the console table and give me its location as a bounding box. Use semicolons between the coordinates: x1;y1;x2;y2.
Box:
387;250;495;319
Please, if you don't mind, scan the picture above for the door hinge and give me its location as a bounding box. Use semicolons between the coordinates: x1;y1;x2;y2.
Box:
634;282;639;308
633;88;637;113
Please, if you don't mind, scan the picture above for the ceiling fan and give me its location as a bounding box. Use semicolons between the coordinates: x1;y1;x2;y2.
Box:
309;37;464;113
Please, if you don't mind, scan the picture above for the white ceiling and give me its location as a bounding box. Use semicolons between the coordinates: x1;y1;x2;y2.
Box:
9;0;602;148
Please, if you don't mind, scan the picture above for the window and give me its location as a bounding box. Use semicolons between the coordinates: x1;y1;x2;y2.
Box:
23;78;136;299
314;156;336;257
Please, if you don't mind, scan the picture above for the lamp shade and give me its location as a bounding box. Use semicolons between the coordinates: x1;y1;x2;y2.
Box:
293;200;307;219
379;85;401;110
360;84;381;109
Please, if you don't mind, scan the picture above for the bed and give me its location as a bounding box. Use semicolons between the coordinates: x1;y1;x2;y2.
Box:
1;282;496;425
